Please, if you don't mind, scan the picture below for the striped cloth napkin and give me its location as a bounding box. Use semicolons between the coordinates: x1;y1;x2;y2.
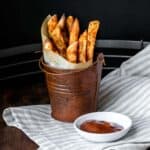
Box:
3;45;150;150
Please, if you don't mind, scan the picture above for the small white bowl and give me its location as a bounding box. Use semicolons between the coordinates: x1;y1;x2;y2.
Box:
73;112;132;142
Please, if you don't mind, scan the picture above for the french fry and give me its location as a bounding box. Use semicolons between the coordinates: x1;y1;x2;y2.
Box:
46;14;100;63
51;26;66;56
47;15;58;37
66;41;78;63
69;18;80;45
62;30;69;44
66;16;74;32
57;14;66;29
57;14;69;45
44;39;57;52
78;30;87;63
87;20;100;61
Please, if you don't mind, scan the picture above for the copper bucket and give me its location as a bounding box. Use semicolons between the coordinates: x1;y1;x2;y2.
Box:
39;53;104;122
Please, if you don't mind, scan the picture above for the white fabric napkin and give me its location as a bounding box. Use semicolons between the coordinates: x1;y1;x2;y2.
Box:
3;45;150;150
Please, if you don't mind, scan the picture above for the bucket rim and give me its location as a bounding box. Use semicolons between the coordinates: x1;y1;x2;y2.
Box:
39;53;104;76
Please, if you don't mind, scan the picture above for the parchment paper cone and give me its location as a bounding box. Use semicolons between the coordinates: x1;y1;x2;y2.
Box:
41;15;92;70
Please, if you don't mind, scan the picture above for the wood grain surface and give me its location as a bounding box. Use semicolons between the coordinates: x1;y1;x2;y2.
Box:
0;81;49;150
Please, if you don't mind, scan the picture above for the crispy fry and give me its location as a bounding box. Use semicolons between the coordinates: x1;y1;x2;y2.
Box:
44;39;53;50
57;14;66;29
66;16;74;32
62;30;69;44
46;14;100;63
51;26;66;56
66;41;78;63
69;18;80;45
44;39;57;52
47;15;58;37
57;14;68;45
87;20;100;61
78;30;88;63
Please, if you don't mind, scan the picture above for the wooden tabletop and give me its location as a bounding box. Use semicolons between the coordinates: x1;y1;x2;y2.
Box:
0;122;38;150
0;80;49;150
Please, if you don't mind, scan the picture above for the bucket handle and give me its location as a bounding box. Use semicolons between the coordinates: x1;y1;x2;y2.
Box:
94;53;104;110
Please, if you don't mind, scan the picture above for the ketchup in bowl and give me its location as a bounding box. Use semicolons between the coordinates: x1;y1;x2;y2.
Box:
80;120;123;134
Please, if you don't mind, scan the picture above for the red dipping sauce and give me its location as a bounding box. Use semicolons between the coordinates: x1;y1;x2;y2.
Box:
80;120;123;134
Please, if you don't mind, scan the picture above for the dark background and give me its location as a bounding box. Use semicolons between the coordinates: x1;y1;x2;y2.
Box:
0;0;150;50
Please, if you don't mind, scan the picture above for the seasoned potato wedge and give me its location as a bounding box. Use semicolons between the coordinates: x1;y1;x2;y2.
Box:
69;18;80;45
78;30;87;63
58;14;69;44
57;14;66;29
66;41;78;63
46;14;100;63
47;15;58;37
62;30;69;45
87;20;100;60
66;16;74;32
44;39;57;52
51;26;66;56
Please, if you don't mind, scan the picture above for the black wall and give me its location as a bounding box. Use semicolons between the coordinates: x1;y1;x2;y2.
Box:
1;0;150;49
